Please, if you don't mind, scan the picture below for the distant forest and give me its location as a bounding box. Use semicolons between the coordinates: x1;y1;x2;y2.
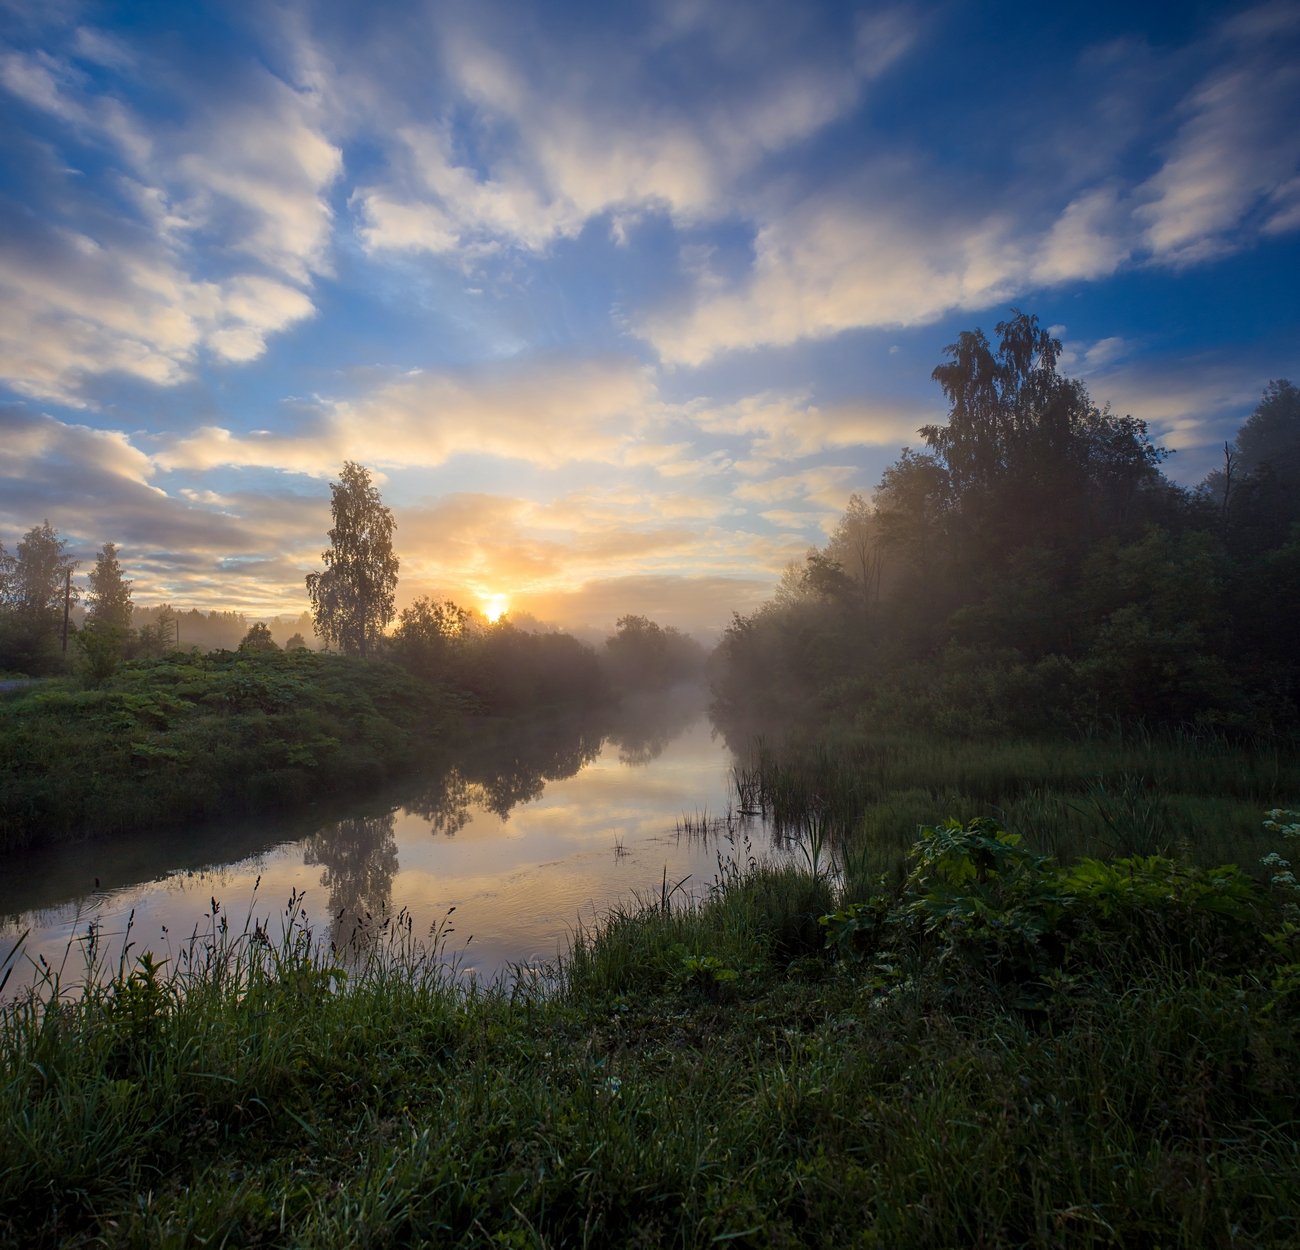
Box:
712;313;1300;737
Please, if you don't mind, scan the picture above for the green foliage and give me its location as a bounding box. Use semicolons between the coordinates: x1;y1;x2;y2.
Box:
674;951;739;997
75;619;126;685
710;315;1297;739
820;817;1269;1005
0;521;77;674
84;542;132;631
306;462;399;658
237;621;279;652
0;650;452;851
390;596;472;679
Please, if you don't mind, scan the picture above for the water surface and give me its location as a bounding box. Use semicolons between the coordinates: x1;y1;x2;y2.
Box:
1;692;767;997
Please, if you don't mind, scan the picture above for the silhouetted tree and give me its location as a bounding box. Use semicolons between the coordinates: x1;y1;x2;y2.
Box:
239;622;279;652
306;462;399;657
604;614;705;692
825;492;882;625
390;597;473;679
1234;380;1300;482
709;310;1258;738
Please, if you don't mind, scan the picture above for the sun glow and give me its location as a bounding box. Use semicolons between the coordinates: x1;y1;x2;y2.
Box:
483;592;510;623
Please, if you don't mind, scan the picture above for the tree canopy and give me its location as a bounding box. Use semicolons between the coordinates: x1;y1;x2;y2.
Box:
306;462;399;658
711;314;1299;737
85;542;133;631
0;521;78;672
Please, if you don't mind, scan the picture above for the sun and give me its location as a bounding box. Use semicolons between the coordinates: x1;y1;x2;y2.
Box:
482;592;510;624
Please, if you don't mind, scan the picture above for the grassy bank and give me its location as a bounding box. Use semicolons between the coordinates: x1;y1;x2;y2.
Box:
3;815;1299;1248
725;725;1300;887
0;650;458;852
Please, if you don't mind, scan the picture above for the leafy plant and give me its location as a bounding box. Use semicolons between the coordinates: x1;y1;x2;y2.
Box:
822;817;1268;1003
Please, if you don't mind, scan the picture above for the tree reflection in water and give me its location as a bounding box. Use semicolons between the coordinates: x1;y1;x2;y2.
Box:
604;687;705;766
301;689;712;949
303;811;399;951
403;710;607;833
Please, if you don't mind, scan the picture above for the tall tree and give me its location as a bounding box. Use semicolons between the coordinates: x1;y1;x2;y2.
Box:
85;542;133;630
0;521;78;671
306;462;399;657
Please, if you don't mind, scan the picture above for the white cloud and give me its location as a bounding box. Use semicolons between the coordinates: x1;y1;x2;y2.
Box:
1031;185;1131;284
0;37;339;400
639;186;1031;365
157;357;660;474
174;82;342;285
352;2;898;258
635;4;1300;367
733;465;860;509
686;390;933;461
0;215;318;404
1136;5;1300;264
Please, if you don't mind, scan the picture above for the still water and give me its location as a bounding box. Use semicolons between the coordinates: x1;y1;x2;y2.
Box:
1;691;769;998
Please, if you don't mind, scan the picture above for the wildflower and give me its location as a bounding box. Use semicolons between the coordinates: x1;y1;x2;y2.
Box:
605;1076;622;1096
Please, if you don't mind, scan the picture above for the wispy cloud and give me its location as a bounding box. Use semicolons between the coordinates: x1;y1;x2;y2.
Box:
1136;2;1300;264
0;27;339;401
156;357;660;473
637;3;1300;367
351;0;902;257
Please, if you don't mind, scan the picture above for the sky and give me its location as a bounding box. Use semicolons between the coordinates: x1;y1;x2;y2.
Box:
1;0;1298;638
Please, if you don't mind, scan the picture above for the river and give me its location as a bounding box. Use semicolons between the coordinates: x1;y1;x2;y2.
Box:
0;690;771;998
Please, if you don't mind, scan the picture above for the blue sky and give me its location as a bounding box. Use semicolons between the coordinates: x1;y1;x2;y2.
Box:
1;0;1297;635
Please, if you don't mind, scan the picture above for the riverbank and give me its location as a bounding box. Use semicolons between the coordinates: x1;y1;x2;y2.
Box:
0;650;459;852
3;822;1298;1249
715;710;1300;877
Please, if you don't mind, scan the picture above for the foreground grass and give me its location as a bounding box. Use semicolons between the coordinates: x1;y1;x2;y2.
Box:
0;650;458;852
3;824;1299;1249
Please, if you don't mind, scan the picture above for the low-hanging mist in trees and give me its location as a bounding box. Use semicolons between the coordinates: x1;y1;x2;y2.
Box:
712;311;1300;737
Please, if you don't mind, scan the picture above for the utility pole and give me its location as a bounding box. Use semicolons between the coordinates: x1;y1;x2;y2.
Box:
61;567;72;653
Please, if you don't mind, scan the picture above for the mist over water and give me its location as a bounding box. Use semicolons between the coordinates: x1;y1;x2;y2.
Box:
0;687;775;998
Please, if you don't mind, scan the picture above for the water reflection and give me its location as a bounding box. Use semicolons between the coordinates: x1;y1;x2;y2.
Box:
303;812;399;950
400;711;605;832
605;689;703;766
2;688;770;996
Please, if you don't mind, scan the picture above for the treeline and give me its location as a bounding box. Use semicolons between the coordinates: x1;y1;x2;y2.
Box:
387;604;706;711
0;523;82;675
132;607;316;654
0;517;706;717
713;313;1300;737
0;529;319;677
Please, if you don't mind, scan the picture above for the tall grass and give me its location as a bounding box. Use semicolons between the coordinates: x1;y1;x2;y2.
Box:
4;817;1299;1248
738;728;1295;875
